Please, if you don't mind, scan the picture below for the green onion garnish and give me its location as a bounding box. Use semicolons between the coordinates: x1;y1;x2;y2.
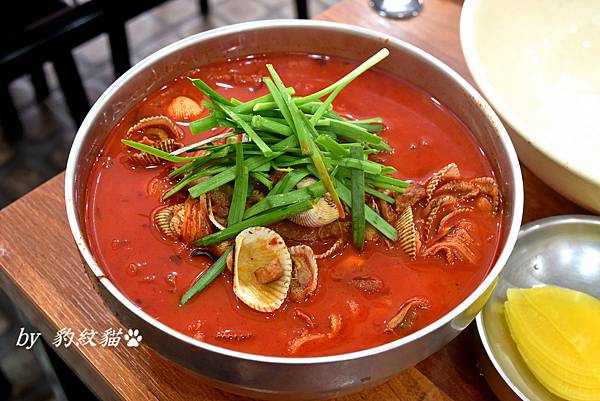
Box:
228;142;249;226
180;245;233;305
350;144;366;250
195;200;313;246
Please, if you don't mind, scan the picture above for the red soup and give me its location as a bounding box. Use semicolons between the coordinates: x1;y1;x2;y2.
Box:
85;53;502;357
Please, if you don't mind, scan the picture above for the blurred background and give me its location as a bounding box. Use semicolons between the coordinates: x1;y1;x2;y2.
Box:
0;0;339;209
0;0;338;399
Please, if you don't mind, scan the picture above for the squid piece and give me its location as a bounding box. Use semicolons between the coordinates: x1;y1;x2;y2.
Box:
433;176;501;214
386;297;430;332
288;314;342;354
421;221;478;264
210;72;263;89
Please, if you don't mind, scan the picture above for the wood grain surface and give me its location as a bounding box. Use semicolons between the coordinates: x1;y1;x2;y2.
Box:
0;0;587;400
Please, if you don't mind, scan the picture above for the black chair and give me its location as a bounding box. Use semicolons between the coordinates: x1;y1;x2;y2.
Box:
199;0;310;19
0;0;174;143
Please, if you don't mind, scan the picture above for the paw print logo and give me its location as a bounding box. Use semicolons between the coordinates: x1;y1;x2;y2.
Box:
124;329;142;348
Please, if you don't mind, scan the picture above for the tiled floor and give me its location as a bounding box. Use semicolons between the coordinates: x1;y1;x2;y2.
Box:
0;0;340;399
0;0;340;208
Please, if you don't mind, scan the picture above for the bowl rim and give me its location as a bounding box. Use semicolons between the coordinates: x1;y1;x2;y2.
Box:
65;19;523;365
475;214;600;400
460;0;600;190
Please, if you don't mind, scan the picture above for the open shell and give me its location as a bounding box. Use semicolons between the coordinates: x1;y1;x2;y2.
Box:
233;227;292;312
395;206;417;258
127;138;182;167
154;203;185;238
127;115;183;141
425;163;460;202
289;245;319;302
167;96;203;121
288;178;338;227
153;195;212;243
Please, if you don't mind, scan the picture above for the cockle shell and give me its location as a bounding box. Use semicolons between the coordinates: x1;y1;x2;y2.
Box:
153;195;212;243
395;206;417;259
288;178;339;227
167;96;203;121
425;163;460;202
154;203;185;238
233;227;292;313
288;245;319;302
127;115;183;141
127;138;182;167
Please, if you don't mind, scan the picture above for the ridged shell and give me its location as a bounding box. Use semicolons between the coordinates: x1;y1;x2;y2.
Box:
289;245;319;302
233;227;292;312
315;238;345;260
154;204;185;238
395;206;417;259
167;96;203;121
127;115;183;141
127;138;182;166
425;163;460;202
288;178;338;227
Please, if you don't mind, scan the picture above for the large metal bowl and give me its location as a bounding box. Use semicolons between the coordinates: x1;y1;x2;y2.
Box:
65;20;523;399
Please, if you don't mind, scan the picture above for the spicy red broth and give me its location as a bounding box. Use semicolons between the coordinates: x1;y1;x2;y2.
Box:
85;53;501;357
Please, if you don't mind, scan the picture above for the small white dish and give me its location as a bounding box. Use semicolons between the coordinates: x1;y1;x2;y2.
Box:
461;0;600;213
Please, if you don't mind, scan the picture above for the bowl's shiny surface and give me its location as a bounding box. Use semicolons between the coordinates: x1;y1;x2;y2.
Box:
65;20;523;399
476;215;600;401
460;0;600;213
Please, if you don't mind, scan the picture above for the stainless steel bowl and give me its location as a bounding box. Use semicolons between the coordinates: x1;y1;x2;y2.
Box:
65;20;523;399
476;215;600;401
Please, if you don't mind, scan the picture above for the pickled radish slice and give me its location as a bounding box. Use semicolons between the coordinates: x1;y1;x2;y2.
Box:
505;287;600;401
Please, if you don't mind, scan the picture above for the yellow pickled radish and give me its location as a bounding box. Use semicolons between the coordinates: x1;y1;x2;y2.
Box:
506;289;594;376
522;286;600;377
505;286;600;401
505;300;599;390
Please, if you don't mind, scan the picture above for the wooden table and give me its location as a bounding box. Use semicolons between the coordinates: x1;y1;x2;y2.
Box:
0;0;587;400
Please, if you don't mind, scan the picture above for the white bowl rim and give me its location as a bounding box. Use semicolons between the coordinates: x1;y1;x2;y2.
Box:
65;19;523;365
460;0;600;189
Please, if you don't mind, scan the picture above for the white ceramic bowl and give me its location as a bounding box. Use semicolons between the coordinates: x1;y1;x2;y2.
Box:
461;0;600;213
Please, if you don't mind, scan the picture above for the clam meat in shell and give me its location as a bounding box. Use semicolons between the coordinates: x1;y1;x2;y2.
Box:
233;227;292;313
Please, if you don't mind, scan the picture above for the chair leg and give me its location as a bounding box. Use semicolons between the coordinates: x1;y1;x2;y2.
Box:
199;0;209;17
30;65;50;102
0;83;24;142
295;0;308;19
52;51;90;127
108;23;131;78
